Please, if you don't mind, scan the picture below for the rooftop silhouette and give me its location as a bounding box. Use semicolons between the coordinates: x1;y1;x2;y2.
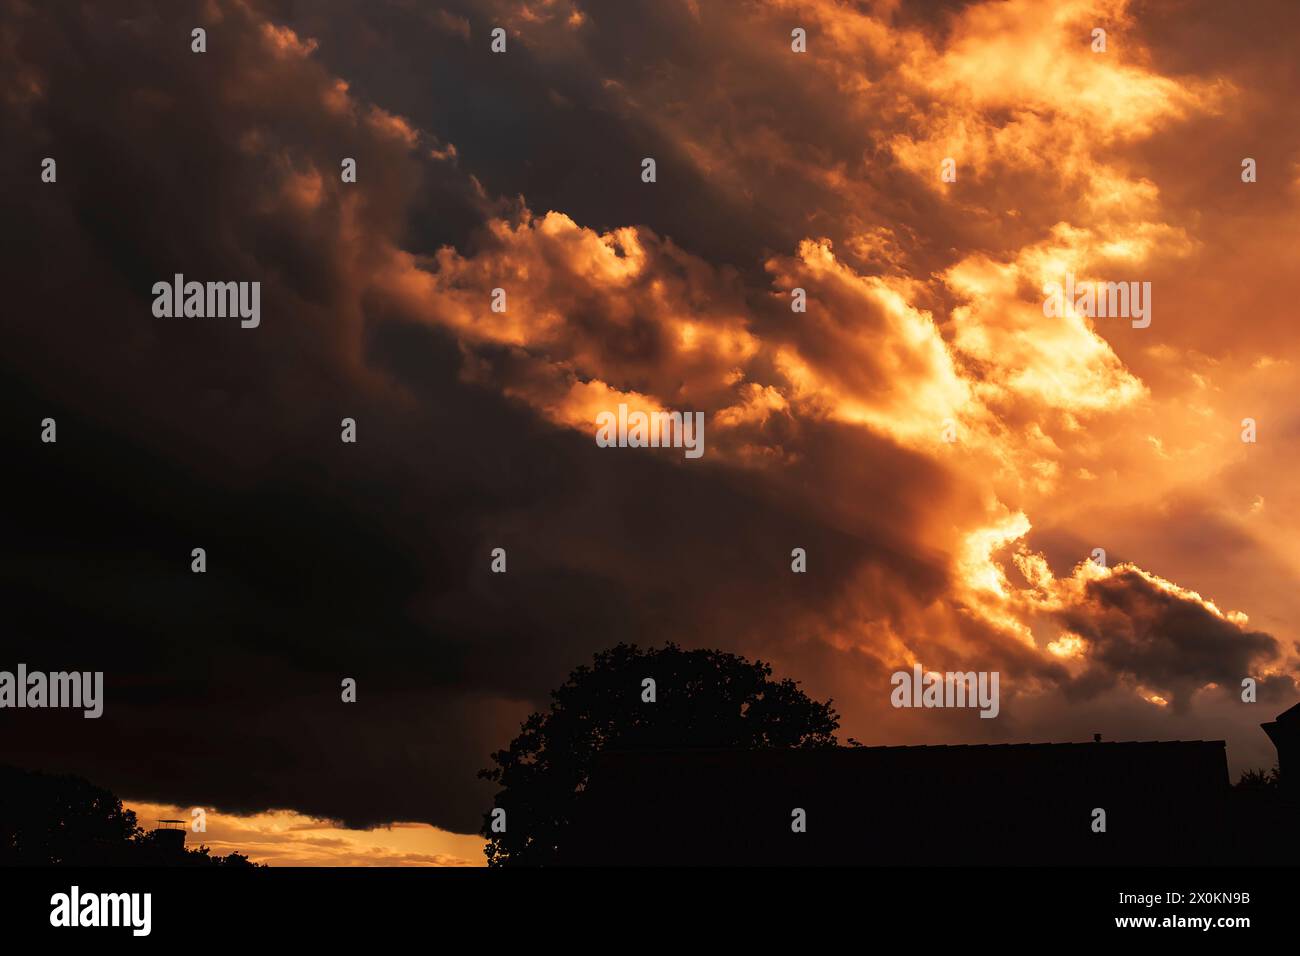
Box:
561;707;1298;866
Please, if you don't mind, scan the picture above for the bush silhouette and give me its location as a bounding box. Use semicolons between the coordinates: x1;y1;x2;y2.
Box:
1235;766;1281;790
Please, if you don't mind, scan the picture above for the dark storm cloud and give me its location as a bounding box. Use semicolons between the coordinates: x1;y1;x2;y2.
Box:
3;0;1297;841
267;0;783;276
1056;568;1277;709
0;0;951;832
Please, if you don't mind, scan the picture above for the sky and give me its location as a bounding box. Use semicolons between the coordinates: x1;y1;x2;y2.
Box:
124;800;484;866
3;0;1299;865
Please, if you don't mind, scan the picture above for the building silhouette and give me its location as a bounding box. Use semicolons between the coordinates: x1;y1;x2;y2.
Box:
152;819;187;858
562;704;1299;865
1261;701;1299;785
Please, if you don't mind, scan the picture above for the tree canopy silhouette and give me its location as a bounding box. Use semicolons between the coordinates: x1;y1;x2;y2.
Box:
0;765;260;867
478;642;840;866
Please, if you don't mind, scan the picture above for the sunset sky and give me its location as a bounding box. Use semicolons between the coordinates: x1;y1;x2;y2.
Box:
4;0;1299;865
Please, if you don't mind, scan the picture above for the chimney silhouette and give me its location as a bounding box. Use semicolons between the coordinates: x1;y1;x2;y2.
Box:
1261;702;1300;790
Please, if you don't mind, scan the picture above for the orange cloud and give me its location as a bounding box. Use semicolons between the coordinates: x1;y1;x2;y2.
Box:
125;801;484;867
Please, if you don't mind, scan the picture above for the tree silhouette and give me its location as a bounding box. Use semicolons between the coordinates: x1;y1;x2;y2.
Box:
1235;766;1281;790
0;765;142;866
0;765;261;866
478;642;840;866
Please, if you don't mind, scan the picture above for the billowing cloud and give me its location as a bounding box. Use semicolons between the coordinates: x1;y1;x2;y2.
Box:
3;0;1298;859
